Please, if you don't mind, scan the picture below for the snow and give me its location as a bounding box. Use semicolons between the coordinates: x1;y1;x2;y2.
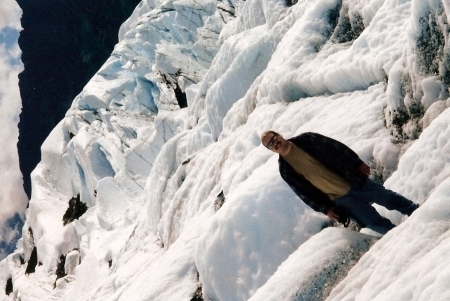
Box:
248;228;378;301
327;177;450;301
3;0;450;300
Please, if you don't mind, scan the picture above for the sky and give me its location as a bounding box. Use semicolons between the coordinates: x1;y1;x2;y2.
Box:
0;0;28;259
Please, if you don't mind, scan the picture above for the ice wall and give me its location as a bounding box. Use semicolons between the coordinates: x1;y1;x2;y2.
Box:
2;0;450;300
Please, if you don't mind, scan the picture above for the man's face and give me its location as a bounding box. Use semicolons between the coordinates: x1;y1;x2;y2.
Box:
262;132;287;154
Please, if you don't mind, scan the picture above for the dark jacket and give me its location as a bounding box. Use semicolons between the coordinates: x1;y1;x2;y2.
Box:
279;132;366;214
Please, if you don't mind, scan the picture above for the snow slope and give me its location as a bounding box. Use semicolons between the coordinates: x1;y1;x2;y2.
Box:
2;0;450;300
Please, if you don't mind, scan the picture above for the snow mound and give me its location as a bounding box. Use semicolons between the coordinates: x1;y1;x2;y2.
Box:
250;228;377;301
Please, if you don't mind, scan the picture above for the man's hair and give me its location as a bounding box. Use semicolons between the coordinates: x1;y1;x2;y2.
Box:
261;130;278;143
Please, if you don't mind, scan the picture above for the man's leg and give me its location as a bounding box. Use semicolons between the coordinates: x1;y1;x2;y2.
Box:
334;193;396;235
353;179;419;216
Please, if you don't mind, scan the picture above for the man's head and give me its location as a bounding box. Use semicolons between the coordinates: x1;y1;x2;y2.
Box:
261;130;291;155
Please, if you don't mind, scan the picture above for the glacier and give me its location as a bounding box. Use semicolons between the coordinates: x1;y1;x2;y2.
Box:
2;0;450;300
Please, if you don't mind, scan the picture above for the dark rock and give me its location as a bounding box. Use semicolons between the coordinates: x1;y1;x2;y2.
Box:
54;254;67;288
191;286;204;301
214;191;225;211
331;5;365;44
16;0;142;199
416;5;448;76
62;194;88;226
5;277;13;295
191;271;204;301
25;246;38;275
174;82;188;108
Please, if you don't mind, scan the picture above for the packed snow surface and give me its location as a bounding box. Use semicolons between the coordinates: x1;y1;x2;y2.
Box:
2;0;450;300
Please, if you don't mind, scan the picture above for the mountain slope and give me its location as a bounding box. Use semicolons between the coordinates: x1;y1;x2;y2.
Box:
2;0;450;300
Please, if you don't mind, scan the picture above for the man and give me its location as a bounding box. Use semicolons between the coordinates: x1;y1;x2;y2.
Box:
261;131;419;235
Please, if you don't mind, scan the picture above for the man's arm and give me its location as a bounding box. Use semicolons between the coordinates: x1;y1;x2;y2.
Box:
279;158;333;214
294;133;368;187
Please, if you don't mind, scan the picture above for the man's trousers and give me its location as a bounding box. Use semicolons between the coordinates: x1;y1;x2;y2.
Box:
334;179;418;235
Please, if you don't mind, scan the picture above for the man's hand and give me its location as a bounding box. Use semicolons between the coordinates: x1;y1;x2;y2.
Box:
327;207;340;221
357;163;370;177
328;207;351;226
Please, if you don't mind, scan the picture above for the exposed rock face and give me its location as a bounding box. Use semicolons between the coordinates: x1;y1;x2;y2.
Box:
16;0;141;198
